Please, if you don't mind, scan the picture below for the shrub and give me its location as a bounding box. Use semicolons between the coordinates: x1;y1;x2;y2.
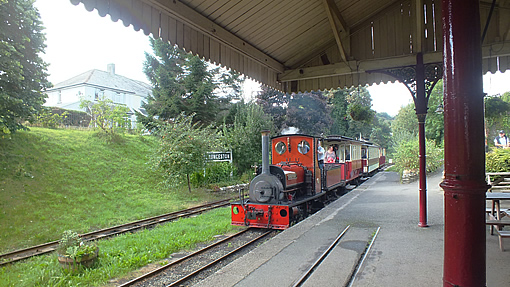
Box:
190;162;236;187
486;148;510;173
57;230;97;260
34;107;68;128
394;138;443;176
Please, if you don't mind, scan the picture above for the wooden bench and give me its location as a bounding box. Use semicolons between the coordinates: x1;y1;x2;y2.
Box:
496;230;510;251
486;219;510;251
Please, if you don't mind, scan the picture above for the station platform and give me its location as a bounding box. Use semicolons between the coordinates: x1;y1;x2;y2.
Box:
194;170;510;286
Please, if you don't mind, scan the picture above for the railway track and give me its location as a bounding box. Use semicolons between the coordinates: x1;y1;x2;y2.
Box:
119;228;274;287
0;198;235;266
292;226;381;287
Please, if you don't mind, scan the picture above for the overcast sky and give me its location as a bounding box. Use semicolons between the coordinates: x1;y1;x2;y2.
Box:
35;0;510;117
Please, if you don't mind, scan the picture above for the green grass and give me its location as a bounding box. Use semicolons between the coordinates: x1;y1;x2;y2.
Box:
0;207;241;287
0;128;232;252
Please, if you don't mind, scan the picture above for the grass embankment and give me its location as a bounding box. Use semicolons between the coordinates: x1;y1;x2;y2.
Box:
0;128;241;286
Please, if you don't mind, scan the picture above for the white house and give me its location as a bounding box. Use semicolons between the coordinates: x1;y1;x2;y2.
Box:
44;64;151;128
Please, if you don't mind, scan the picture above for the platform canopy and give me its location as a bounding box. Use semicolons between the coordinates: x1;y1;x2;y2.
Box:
71;0;510;93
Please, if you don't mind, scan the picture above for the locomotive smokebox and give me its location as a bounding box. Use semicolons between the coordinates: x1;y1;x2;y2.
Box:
249;130;284;203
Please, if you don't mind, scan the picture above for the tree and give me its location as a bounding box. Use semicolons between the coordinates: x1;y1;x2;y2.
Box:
326;89;349;135
141;38;233;128
80;96;130;140
485;93;510;145
425;82;445;146
346;87;376;134
0;0;50;134
391;103;418;136
255;86;289;133
214;69;245;125
150;113;222;192
221;101;273;175
183;54;218;125
140;38;186;128
370;113;393;149
286;91;331;136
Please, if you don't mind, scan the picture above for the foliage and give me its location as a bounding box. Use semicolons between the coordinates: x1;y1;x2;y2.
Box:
0;0;51;134
0;208;239;286
34;107;68;128
221;101;273;175
393;137;444;175
255;86;289;133
183;54;218;125
346;86;375;124
485;93;510;146
391;104;418;137
213;69;245;124
0;127;232;253
286;91;331;136
325;86;376;139
56;230;81;255
140;37;186;128
57;230;96;260
150;113;222;192
141;38;240;128
327;88;349;135
370;113;392;149
80;96;130;140
190;161;236;187
425;81;444;146
486;148;510;173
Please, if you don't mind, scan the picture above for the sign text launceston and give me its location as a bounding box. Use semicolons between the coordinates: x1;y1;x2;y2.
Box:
207;151;232;162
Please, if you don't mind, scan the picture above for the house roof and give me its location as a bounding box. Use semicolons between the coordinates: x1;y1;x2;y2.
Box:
70;0;510;93
49;68;152;98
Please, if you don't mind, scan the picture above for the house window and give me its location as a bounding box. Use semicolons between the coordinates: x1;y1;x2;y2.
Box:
95;89;104;100
57;91;62;104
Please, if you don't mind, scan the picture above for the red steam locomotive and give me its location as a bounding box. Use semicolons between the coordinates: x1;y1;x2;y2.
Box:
231;131;386;229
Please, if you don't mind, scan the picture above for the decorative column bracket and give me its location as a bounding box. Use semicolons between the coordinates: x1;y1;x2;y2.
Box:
367;61;443;113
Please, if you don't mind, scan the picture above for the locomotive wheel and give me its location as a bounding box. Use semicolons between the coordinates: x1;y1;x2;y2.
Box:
336;186;347;196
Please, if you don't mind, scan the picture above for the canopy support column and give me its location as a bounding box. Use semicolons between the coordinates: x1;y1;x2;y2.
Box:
367;55;441;228
440;0;488;286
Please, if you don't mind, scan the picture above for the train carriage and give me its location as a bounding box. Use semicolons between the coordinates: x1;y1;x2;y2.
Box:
231;131;384;229
362;142;383;176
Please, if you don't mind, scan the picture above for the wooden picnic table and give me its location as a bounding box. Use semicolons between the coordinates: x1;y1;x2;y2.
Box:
486;172;510;192
486;192;510;251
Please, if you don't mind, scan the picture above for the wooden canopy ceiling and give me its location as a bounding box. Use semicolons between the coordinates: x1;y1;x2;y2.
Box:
71;0;510;93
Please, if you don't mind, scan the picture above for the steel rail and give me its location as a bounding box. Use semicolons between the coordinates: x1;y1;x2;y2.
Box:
0;198;233;266
119;228;271;287
165;230;272;287
292;225;351;287
345;226;381;287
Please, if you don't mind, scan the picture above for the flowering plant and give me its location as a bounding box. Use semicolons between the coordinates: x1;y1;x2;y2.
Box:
57;230;97;260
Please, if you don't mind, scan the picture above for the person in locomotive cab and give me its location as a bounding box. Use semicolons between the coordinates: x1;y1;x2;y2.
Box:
298;141;310;154
317;141;325;169
494;130;510;148
326;146;336;163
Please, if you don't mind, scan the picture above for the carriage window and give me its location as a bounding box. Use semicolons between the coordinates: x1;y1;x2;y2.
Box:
275;141;287;155
297;140;310;154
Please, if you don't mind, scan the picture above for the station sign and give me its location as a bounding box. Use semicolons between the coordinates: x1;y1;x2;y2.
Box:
207;151;232;162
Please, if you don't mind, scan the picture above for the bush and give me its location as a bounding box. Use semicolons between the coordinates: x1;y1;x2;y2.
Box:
394;138;443;176
34;107;68;128
486;148;510;173
190;162;236;187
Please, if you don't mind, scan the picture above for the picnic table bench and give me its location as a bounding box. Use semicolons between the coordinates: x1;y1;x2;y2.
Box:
486;172;510;192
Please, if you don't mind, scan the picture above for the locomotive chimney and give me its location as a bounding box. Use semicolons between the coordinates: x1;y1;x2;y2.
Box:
261;130;270;174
